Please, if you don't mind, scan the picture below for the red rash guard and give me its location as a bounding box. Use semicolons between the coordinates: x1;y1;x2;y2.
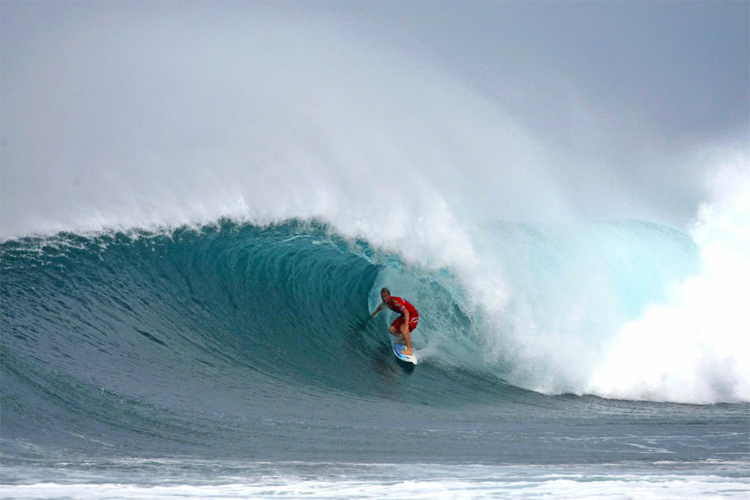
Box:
387;296;418;317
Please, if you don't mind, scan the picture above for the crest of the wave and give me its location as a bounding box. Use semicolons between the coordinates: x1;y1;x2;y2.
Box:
588;161;750;403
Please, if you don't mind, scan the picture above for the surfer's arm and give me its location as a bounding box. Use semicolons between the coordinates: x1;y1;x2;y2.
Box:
370;303;384;318
401;309;410;334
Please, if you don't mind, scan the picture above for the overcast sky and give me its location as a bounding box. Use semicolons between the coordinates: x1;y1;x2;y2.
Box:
2;1;748;236
316;1;748;135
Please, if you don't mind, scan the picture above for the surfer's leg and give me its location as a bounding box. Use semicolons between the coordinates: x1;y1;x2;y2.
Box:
400;316;417;355
389;318;405;338
401;329;413;355
389;326;405;343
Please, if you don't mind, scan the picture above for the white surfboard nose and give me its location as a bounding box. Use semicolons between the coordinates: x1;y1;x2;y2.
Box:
392;341;418;365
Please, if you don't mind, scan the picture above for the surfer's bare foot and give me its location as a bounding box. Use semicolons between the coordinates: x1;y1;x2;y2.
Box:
402;349;413;356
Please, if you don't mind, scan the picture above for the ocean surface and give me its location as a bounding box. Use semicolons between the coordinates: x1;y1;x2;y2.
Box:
2;220;748;498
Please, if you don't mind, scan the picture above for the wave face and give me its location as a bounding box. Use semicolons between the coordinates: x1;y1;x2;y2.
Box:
0;218;700;403
1;222;383;404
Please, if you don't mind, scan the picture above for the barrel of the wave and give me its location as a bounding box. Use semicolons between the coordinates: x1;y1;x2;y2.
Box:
370;287;419;367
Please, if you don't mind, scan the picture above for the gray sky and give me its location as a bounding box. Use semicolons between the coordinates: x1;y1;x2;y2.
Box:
2;1;748;236
315;1;749;136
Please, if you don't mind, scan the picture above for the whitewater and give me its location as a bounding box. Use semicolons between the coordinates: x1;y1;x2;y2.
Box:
2;3;748;498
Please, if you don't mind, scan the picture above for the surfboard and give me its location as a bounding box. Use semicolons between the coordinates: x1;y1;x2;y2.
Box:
392;340;417;365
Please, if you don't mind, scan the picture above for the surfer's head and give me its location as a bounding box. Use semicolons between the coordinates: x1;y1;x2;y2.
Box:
380;287;391;302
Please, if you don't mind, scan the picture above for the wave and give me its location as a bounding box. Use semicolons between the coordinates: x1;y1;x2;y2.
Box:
4;209;746;417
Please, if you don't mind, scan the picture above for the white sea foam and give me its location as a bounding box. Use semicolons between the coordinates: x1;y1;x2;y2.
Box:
588;157;750;403
386;151;749;405
2;463;747;500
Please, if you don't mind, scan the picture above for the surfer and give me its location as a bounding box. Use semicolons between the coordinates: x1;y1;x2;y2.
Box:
370;287;419;356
